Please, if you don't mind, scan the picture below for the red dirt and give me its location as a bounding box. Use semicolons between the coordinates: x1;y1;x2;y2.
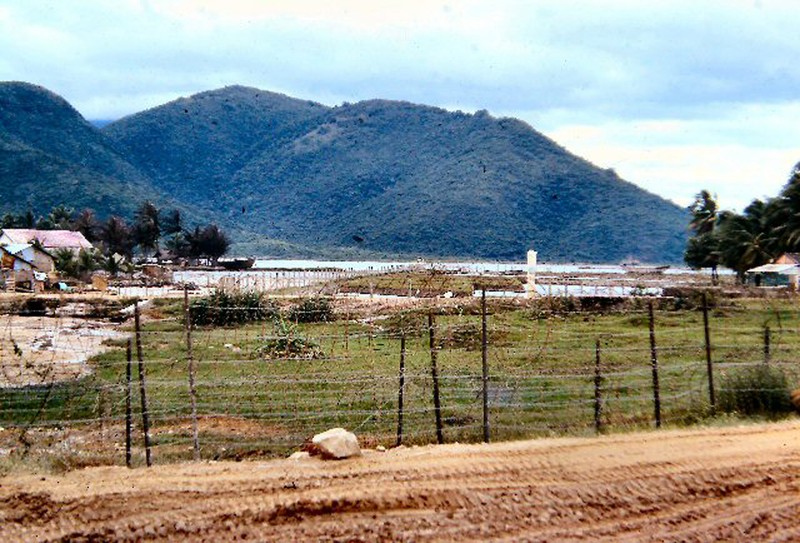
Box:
2;420;800;541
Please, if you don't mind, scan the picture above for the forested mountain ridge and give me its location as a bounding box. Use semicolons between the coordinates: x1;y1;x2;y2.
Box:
1;82;688;262
103;86;329;206
0;82;167;217
216;100;686;261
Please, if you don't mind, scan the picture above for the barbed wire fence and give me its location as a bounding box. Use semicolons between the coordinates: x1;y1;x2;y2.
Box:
1;288;799;469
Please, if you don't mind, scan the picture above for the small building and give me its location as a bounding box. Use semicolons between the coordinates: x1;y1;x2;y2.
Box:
774;253;800;266
0;245;36;272
746;261;800;288
2;243;55;273
0;228;93;255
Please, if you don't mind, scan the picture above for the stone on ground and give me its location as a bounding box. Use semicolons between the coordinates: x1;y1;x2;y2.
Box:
310;428;361;460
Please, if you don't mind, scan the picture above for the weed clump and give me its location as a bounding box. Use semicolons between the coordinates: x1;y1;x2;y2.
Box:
190;290;278;326
254;319;324;360
718;364;793;417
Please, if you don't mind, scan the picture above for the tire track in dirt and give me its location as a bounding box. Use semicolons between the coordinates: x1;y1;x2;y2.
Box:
2;420;799;541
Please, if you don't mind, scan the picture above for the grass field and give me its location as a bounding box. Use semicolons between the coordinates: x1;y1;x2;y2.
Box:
2;292;799;470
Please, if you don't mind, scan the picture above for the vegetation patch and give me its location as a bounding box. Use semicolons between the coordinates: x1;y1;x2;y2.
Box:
190;290;279;326
254;320;324;360
718;364;793;417
287;297;335;323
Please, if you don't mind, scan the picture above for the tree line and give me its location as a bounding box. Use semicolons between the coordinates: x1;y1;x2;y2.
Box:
1;202;230;278
685;162;800;283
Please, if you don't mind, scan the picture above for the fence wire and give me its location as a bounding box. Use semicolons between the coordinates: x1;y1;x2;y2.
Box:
1;293;799;468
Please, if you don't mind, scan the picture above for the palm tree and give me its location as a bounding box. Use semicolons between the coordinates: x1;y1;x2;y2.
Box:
101;216;134;258
716;201;775;283
765;163;800;252
48;205;74;230
73;209;100;242
133;201;161;257
688;190;719;235
686;190;721;284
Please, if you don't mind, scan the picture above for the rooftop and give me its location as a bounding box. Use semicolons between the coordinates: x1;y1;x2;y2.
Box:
0;229;93;250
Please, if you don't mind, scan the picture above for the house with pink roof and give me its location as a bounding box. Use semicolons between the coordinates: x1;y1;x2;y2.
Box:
0;229;93;255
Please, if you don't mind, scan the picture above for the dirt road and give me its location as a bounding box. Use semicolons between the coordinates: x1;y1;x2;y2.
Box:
1;420;799;541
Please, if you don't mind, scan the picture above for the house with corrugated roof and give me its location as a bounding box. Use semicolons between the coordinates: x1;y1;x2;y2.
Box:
0;228;93;255
746;254;800;288
2;243;55;273
0;245;36;272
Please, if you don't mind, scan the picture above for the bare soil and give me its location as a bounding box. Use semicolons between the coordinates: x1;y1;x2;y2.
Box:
0;315;123;387
1;420;799;541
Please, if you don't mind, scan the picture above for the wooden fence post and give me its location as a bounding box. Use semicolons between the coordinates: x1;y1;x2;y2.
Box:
594;339;603;434
702;292;715;409
396;332;406;447
428;312;444;444
648;301;662;429
134;302;153;467
481;290;490;443
184;287;200;461
125;339;133;469
764;325;771;364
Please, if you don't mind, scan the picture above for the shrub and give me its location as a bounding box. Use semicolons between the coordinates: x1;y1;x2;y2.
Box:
288;297;334;323
254;319;324;360
190;290;278;326
718;364;793;417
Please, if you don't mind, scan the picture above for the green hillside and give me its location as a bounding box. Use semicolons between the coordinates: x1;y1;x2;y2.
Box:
245;101;686;261
103;86;329;206
0;82;165;217
1;82;688;262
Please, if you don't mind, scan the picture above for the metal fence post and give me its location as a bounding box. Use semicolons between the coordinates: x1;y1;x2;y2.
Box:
396;332;406;447
701;292;716;409
648;301;662;429
594;339;603;434
184;287;200;461
134;302;153;466
429;311;444;444
125;339;133;468
481;290;490;443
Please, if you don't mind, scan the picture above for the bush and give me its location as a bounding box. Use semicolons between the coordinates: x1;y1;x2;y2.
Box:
718;364;793;417
254;319;324;360
288;297;334;323
190;290;278;326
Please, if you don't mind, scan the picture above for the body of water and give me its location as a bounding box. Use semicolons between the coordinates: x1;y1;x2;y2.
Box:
252;258;719;276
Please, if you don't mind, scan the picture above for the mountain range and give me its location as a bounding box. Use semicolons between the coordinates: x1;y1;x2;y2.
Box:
0;81;688;262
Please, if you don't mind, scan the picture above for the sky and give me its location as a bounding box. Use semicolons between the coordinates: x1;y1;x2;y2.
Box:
2;0;799;212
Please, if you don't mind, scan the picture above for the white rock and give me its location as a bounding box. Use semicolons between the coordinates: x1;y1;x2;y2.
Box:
311;428;361;460
376;445;387;452
288;451;311;460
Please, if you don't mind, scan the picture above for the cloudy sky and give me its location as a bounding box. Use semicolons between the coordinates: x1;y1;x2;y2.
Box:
2;0;799;211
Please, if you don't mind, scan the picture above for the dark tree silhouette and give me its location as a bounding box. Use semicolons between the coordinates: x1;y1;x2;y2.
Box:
133;201;161;256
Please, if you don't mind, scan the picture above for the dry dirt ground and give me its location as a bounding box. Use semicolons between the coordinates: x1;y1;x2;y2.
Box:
1;420;799;542
0;315;124;387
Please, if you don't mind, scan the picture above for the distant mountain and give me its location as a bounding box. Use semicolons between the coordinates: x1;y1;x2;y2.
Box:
1;82;688;262
218;101;687;262
103;86;328;207
0;82;166;217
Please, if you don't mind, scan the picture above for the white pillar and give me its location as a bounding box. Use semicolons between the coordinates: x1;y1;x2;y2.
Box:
526;249;537;297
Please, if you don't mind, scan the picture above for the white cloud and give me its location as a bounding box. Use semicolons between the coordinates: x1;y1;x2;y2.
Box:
2;0;800;213
542;102;800;211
